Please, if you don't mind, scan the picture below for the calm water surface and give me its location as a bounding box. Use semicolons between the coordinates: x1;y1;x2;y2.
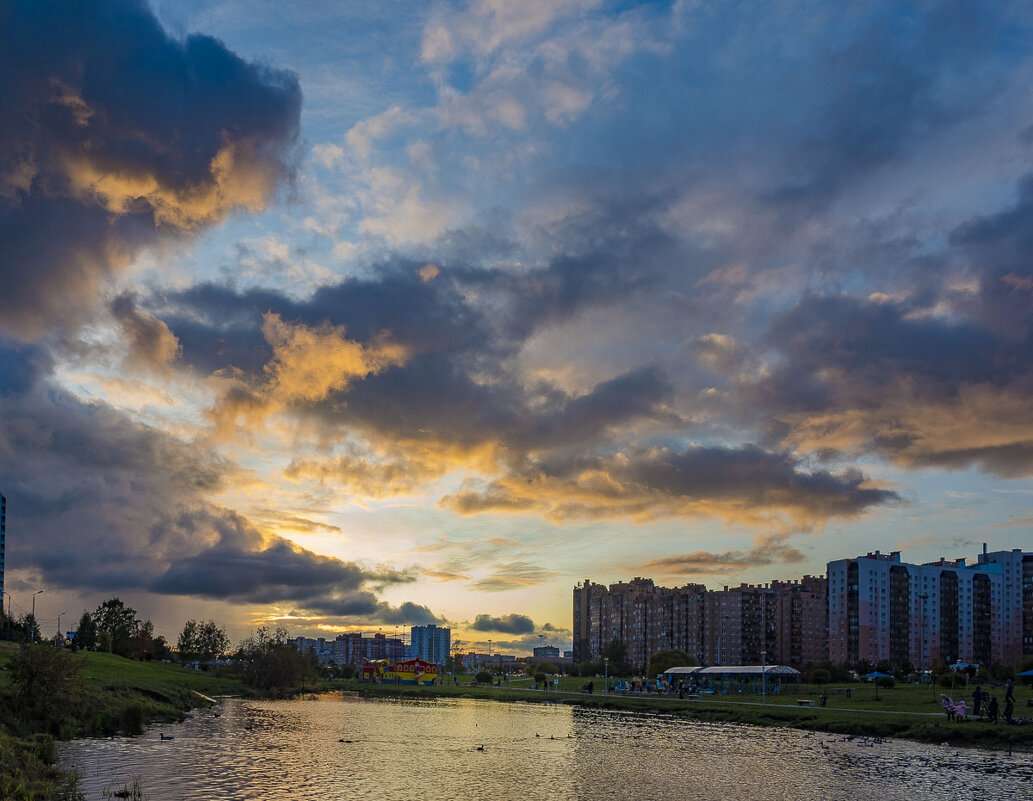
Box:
57;695;1033;800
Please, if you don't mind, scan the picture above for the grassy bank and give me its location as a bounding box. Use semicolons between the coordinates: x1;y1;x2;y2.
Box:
339;677;1033;750
0;642;245;800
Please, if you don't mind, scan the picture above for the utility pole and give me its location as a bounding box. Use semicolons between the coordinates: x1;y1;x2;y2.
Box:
30;589;43;643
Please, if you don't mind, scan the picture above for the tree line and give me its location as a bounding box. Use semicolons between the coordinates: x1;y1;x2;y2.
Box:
0;597;326;695
3;597;238;665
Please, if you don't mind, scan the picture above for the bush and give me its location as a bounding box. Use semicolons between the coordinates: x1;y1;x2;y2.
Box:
8;644;84;733
809;669;831;685
876;677;895;689
534;672;547;688
475;671;493;685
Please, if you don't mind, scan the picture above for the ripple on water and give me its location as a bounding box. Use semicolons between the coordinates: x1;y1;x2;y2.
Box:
57;696;1033;801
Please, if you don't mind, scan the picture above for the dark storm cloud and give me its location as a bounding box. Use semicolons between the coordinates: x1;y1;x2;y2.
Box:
444;444;898;525
0;342;439;624
768;3;994;210
741;172;1033;477
110;291;182;371
152;518;440;623
0;0;300;337
159;255;674;455
471;613;535;634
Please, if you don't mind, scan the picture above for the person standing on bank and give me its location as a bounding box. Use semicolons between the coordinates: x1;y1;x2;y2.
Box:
972;685;983;718
1004;695;1015;724
987;696;999;724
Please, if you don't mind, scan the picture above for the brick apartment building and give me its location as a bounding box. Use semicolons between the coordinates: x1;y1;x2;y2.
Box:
575;545;1030;671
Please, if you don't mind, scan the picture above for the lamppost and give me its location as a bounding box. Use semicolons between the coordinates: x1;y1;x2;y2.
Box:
604;657;609;695
761;649;767;705
30;589;44;643
56;611;67;642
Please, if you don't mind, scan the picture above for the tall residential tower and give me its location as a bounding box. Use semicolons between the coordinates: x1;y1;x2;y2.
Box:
409;624;451;665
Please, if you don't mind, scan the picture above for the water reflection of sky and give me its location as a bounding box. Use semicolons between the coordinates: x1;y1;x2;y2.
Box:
57;697;1033;800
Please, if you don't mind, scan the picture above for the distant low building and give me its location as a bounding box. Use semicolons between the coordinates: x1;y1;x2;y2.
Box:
362;658;438;685
533;645;560;660
328;632;405;664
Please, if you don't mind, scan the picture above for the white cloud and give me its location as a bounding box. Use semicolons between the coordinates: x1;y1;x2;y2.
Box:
345;105;412;160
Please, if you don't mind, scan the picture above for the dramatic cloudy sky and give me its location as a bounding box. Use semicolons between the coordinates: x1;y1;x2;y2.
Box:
3;0;1032;652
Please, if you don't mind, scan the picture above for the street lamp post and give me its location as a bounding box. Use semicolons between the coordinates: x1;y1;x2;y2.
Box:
761;649;767;705
30;589;44;643
604;657;609;695
56;611;66;642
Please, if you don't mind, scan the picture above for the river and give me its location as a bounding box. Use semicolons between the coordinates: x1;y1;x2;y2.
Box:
57;695;1033;800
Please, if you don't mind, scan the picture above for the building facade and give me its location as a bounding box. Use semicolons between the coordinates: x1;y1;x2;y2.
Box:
573;576;824;669
827;548;1029;669
409;624;451;665
975;547;1033;665
575;544;1026;671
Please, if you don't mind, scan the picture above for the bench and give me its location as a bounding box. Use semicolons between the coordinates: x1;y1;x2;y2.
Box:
796;699;814;706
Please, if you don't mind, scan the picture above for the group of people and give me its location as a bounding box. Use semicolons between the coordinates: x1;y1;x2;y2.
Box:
942;680;1016;724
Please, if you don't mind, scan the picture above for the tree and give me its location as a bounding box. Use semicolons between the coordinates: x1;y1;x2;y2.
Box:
178;619;199;660
237;626;314;693
445;655;466;675
179;619;230;662
8;643;83;732
72;610;97;651
92;597;140;658
131;619;157;660
601;639;630;676
475;670;493;685
535;661;560;675
646;649;695;678
153;635;173;661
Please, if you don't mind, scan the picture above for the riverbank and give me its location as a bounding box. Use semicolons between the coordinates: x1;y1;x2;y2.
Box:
340;679;1033;751
0;642;245;800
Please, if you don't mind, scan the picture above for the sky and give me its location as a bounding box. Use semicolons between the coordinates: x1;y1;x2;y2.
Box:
2;0;1033;654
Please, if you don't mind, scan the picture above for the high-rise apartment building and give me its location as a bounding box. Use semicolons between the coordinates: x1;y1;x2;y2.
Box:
975;547;1033;664
772;576;828;666
574;576;824;669
409;624;450;665
827;549;1019;669
576;577;691;669
575;544;1025;671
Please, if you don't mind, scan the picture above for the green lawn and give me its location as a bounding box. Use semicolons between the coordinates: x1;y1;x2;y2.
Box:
0;641;242;697
343;675;1033;749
